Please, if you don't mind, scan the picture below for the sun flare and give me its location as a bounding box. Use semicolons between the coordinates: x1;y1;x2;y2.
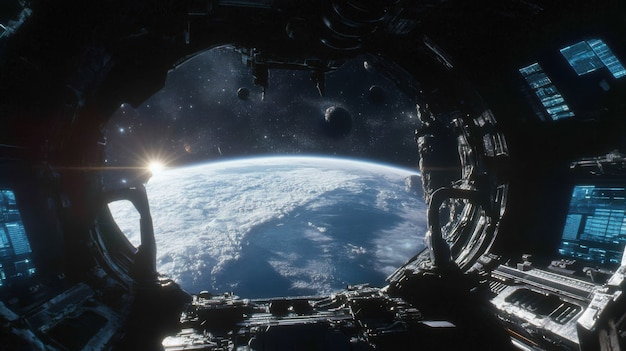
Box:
148;161;165;174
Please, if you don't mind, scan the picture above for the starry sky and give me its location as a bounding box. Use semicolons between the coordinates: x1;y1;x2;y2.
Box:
104;46;421;173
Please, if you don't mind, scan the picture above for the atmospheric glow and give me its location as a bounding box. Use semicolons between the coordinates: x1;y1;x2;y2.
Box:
109;156;425;296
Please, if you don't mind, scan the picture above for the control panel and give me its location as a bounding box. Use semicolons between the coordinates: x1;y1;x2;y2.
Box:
476;253;626;350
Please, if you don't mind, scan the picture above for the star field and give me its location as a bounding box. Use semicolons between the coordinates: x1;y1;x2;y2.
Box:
105;46;421;171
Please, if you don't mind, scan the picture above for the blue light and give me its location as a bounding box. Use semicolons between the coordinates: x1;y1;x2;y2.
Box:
588;39;626;78
519;63;574;121
560;41;603;75
559;185;626;267
561;39;626;79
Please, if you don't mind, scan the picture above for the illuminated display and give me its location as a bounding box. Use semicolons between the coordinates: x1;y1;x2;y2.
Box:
0;189;35;287
561;39;626;79
558;185;626;266
519;63;575;121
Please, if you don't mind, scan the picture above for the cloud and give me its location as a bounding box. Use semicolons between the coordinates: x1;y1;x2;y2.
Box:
108;156;426;297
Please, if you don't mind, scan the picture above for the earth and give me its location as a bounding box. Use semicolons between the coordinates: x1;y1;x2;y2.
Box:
108;156;427;298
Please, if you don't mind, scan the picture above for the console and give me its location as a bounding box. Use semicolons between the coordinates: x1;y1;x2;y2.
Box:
0;180;128;350
484;183;626;350
0;189;36;287
558;185;626;268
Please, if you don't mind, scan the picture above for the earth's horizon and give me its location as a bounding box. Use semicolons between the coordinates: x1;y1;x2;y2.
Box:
109;155;427;298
